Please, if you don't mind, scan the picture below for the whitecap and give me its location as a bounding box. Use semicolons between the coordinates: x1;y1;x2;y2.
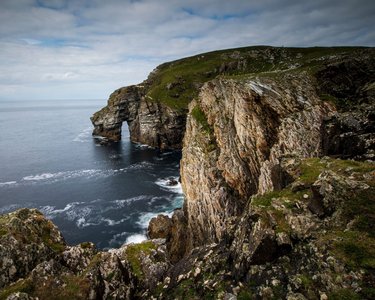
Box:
102;217;129;226
125;234;147;244
76;217;87;228
23;173;57;181
134;143;154;149
0;204;21;214
136;211;172;229
66;206;92;223
155;177;183;194
0;181;17;187
112;195;150;208
109;231;130;247
73;127;92;142
21;169;106;184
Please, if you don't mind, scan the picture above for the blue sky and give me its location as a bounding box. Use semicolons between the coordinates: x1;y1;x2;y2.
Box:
0;0;374;100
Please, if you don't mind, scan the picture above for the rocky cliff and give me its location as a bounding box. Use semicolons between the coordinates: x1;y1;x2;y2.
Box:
1;157;374;299
2;46;375;299
91;84;186;149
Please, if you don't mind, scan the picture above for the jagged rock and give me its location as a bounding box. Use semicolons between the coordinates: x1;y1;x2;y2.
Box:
148;214;172;239
6;293;37;300
62;242;97;274
0;208;66;288
181;74;334;250
321;104;375;160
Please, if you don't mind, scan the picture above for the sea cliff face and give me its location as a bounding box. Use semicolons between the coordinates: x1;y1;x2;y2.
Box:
2;46;375;299
91;84;186;149
181;73;335;250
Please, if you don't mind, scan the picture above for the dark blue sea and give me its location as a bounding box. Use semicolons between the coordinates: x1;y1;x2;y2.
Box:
0;99;183;249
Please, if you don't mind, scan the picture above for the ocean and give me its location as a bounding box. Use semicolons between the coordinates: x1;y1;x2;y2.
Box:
0;99;183;249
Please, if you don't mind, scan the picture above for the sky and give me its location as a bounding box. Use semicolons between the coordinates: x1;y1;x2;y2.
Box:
0;0;374;100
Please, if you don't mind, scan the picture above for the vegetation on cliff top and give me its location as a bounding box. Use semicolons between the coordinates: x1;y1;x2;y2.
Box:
145;46;372;110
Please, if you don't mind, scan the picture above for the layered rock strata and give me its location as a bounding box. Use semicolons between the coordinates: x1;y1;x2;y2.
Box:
180;73;335;249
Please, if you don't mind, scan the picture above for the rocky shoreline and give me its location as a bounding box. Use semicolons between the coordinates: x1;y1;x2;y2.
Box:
1;46;375;299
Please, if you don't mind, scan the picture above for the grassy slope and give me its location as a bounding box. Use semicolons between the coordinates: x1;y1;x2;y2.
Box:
145;46;369;110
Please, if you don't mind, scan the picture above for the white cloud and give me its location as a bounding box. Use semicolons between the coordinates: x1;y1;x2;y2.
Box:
0;0;374;100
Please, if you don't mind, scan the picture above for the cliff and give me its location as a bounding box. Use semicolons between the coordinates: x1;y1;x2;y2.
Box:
2;46;375;299
1;158;374;299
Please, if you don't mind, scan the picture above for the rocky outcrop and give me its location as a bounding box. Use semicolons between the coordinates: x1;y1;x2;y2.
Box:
0;209;66;289
0;210;172;299
180;73;335;250
91;85;186;149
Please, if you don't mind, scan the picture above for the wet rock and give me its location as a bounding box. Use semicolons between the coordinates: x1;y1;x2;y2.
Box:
166;178;178;186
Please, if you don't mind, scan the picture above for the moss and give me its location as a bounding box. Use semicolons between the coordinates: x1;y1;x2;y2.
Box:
191;105;212;134
319;93;339;106
299;158;325;184
329;230;375;269
298;274;313;289
169;278;199;299
272;210;290;234
83;253;102;274
330;159;374;174
251;188;304;208
0;279;34;300
125;241;156;279
80;241;93;249
328;288;361;300
362;287;375;299
32;275;90;300
0;228;8;237
237;290;253;300
40;225;65;253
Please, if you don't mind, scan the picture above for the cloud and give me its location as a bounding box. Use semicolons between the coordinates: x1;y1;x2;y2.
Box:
0;0;374;100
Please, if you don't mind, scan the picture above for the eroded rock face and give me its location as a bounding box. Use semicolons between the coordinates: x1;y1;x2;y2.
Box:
180;73;335;249
91;84;186;149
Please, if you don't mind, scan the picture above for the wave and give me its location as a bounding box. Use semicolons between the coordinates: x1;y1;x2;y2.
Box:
0;181;17;187
155;176;183;194
73;127;92;143
108;231;130;247
112;195;150;208
40;199;132;229
125;234;147;244
0;204;21;214
22;169;100;182
136;212;162;229
3;162;155;186
134;143;154;150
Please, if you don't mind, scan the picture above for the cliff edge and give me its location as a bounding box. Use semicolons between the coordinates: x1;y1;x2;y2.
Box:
1;46;374;299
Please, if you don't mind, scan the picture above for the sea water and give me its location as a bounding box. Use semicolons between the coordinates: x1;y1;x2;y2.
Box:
0;99;183;249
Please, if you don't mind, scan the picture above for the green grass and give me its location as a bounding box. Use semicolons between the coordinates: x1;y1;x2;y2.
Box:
328;288;361;300
144;46;367;110
333;231;375;269
191;105;212;134
125;241;156;279
0;279;34;300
